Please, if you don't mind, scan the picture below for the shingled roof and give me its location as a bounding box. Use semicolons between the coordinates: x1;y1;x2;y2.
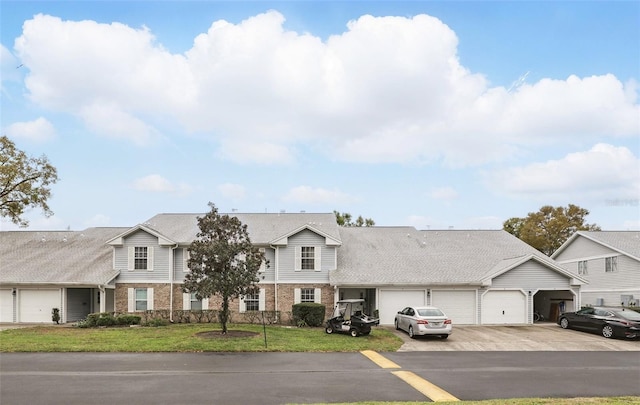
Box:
0;227;127;285
332;227;559;286
138;212;341;245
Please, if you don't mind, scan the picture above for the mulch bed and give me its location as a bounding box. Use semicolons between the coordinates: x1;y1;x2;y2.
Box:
195;330;259;339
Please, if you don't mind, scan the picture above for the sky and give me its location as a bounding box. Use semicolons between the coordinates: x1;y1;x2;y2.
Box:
1;1;639;232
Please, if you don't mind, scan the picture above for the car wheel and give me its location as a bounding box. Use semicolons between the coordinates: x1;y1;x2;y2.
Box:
395;319;400;330
602;324;614;339
350;328;359;337
325;326;333;334
408;326;415;339
559;317;570;329
440;335;449;339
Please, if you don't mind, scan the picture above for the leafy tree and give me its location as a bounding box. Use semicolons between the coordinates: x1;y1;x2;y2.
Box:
334;210;375;227
503;204;601;256
0;135;58;227
183;203;266;334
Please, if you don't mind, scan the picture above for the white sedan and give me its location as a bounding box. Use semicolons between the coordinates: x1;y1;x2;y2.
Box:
394;306;452;339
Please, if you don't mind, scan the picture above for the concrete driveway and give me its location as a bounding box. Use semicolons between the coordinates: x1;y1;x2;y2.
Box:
389;322;640;351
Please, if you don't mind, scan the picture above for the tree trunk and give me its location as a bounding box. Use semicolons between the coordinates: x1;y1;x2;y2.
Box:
220;296;229;334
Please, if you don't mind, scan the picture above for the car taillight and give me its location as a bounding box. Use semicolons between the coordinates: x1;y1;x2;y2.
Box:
444;319;452;324
417;320;429;324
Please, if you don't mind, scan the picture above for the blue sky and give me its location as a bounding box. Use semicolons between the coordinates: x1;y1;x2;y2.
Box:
1;1;639;232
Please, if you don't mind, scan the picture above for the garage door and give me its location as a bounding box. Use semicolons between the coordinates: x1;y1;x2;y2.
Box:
0;289;13;322
431;290;477;324
378;289;426;325
482;290;526;324
19;289;61;323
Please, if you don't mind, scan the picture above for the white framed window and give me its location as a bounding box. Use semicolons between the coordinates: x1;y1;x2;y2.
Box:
182;292;209;310
128;246;154;271
577;260;588;275
294;246;321;271
605;256;617;272
239;289;265;312
294;288;321;304
128;287;154;312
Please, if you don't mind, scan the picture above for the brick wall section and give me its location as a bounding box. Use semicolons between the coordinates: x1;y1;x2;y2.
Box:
116;283;335;323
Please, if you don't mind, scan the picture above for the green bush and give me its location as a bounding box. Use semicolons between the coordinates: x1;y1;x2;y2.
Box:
292;303;326;327
116;314;141;326
145;318;169;327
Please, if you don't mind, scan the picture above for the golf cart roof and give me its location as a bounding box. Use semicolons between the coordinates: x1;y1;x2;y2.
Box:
337;299;365;304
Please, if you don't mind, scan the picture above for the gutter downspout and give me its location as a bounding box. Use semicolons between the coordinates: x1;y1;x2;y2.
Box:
270;245;279;321
169;244;178;323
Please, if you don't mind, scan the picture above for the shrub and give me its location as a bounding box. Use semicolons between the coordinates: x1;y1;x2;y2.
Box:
116;314;141;326
291;303;326;327
145;318;169;327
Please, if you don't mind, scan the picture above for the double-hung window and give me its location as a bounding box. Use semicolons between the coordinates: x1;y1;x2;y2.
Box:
244;293;260;311
190;293;202;311
301;247;315;270
134;247;148;270
577;260;588;275
605;256;617;272
295;246;321;271
135;288;148;311
300;288;315;303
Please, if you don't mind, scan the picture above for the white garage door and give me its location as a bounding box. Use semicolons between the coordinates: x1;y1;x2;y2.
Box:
482;290;526;324
378;289;426;325
0;289;13;322
19;289;61;323
431;290;477;325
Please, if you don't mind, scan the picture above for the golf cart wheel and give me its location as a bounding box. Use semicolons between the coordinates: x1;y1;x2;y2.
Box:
408;326;415;339
350;328;359;337
559;317;570;329
602;324;614;339
325;326;333;334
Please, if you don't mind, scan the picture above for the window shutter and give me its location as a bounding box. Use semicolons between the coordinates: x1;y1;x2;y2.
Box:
183;249;190;272
239;295;246;313
128;288;135;312
202;298;209;310
259;288;266;311
314;247;321;271
294;246;301;271
314;288;321;303
294;288;301;304
147;247;154;271
183;293;190;310
127;247;134;271
147;288;154;310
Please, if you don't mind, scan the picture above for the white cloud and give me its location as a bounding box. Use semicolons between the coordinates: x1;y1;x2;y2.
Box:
0;44;21;85
12;12;640;165
3;117;56;142
487;143;640;200
132;174;192;195
282;185;357;205
218;183;246;201
429;186;459;201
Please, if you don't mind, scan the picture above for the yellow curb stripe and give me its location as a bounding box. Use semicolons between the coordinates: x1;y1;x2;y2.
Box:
360;350;401;369
392;370;459;402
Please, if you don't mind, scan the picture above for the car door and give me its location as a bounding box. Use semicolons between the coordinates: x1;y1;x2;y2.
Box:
573;307;596;329
397;308;409;330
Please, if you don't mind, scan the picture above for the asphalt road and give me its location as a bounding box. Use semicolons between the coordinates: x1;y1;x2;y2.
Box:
1;351;639;404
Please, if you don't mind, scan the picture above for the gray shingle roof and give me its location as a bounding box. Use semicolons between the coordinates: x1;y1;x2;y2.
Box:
141;212;341;245
0;227;127;285
573;231;640;260
332;227;550;285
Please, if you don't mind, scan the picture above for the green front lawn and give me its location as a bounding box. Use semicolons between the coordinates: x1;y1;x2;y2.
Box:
0;323;402;352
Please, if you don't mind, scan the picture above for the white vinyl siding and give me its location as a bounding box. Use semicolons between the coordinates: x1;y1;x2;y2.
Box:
239;289;265;312
128;287;154;312
128;246;154;271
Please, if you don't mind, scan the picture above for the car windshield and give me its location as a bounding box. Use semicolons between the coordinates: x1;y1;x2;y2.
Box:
417;308;444;317
615;310;640;321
